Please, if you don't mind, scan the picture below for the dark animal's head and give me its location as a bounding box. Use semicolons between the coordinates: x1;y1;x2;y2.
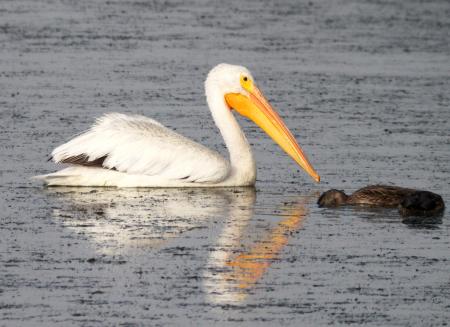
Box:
399;191;445;216
317;189;348;208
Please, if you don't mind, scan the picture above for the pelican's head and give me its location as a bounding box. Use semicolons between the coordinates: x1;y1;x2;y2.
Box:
206;63;320;183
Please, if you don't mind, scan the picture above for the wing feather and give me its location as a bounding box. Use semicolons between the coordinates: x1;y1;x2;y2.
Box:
51;113;230;183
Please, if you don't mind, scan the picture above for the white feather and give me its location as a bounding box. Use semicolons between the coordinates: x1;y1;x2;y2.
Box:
49;113;230;184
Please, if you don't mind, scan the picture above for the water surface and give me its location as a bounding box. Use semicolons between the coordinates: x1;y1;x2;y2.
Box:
1;0;449;325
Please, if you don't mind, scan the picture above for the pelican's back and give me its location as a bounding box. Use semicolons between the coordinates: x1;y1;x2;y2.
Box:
35;113;230;187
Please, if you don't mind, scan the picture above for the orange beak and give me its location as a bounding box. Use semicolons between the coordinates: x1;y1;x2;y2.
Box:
225;84;320;183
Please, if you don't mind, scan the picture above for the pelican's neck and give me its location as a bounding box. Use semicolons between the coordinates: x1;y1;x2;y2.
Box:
205;84;256;184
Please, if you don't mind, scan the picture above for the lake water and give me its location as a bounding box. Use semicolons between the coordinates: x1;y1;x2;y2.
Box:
1;0;449;325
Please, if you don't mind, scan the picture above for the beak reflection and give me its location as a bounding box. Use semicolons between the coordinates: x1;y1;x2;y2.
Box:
203;193;311;304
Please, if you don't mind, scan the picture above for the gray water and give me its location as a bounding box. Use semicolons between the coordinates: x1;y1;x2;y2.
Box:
1;0;449;326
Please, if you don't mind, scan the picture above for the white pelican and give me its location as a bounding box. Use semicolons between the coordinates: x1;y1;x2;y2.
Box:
35;63;320;187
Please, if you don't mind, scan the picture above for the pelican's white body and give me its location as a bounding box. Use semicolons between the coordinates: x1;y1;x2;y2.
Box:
35;64;257;187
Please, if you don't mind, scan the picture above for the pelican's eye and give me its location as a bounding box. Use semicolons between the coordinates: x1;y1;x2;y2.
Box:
240;75;253;92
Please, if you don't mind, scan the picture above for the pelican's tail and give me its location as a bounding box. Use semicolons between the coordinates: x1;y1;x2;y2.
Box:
33;167;80;186
32;167;117;187
32;166;186;187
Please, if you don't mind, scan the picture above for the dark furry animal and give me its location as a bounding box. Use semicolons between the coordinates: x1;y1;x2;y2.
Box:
318;185;444;217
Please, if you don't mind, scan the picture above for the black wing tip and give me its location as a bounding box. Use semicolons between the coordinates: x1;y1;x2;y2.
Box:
60;154;108;168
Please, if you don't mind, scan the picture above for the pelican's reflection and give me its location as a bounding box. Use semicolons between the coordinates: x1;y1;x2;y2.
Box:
203;193;310;304
46;187;242;253
47;187;310;304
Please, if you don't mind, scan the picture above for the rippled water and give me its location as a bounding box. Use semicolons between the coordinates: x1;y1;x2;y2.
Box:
1;0;449;325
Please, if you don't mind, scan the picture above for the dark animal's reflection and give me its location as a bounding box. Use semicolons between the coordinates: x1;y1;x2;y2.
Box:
47;187;311;304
